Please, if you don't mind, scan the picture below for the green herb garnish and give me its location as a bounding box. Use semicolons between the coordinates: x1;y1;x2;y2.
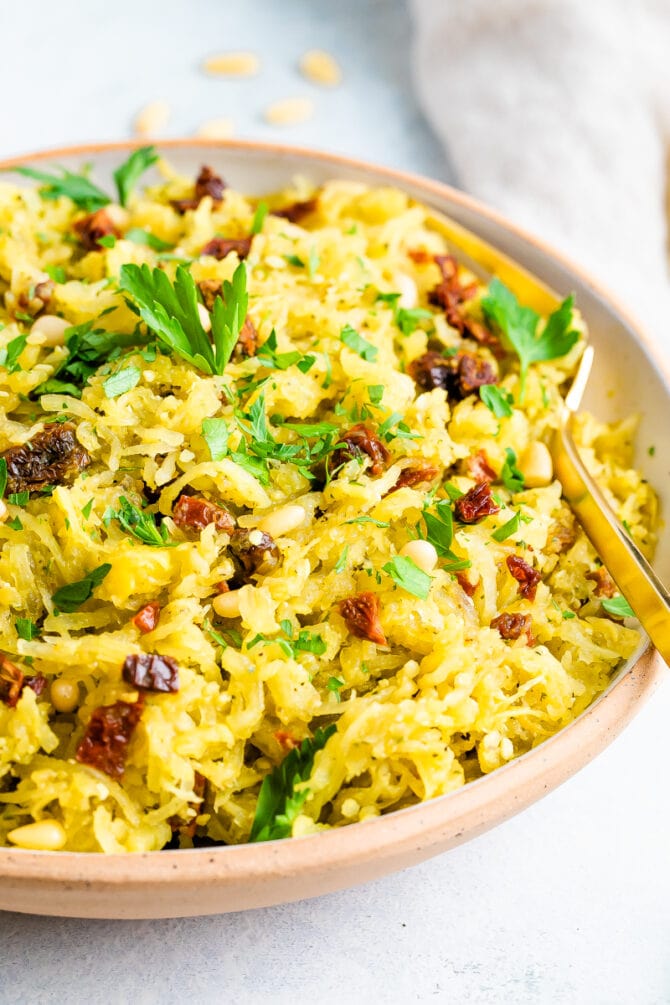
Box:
15;618;39;641
202;417;229;461
326;676;345;702
0;334;28;374
52;563;112;613
334;545;349;573
383;555;432;599
602;595;635;619
481;280;579;399
108;496;175;547
119;261;247;376
11;165;110;211
113;145;158;207
480;385;514;418
251;201;269;235
340;324;378;363
124;227;173;252
500;447;525;493
103;365;141;399
491;512;522;542
33;322;147;398
249;725;336;842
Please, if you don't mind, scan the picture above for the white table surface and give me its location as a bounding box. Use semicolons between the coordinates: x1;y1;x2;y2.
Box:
2;2;669;1002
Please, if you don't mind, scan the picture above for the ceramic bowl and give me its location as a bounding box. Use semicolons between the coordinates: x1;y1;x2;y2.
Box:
0;140;667;919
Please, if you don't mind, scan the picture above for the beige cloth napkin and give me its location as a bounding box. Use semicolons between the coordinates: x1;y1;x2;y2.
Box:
411;0;670;348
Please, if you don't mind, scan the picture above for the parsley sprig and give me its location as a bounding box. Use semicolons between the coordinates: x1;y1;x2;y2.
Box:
33;321;148;398
119;261;248;376
481;280;579;399
249;725;336;842
104;496;175;547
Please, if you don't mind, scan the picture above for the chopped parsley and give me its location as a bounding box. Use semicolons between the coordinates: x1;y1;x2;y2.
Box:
33;321;148;398
15;618;39;641
491;512;522;543
367;384;384;405
45;264;67;284
124;227;173;252
249;724;336;842
256;330;301;371
202;417;229;461
500;447;525;493
0;334;28;374
481;280;579;399
0;458;7;498
8;491;29;507
81;498;95;520
326;676;345;702
480;384;514;419
251;201;269;235
334;545;349;573
602;595;635;619
103;365;141;399
52;563;112;613
383;555;432;599
340;324;378;363
113;145;158;207
105;496;175;547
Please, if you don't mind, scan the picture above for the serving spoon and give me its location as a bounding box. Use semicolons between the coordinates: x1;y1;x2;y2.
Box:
426;209;670;666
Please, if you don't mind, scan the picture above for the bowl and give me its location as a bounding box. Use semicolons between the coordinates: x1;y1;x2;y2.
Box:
0;140;667;919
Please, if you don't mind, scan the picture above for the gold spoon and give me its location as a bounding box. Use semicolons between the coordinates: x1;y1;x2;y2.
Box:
426;209;670;665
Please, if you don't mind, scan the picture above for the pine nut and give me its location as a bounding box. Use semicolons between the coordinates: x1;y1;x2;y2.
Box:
197;303;211;332
212;590;241;618
195;117;235;140
519;441;553;488
397;273;418;308
399;539;438;573
28;315;70;347
50;679;80;713
203;52;260;77
257;504;305;538
7;818;67;850
299;49;342;87
264;98;314;127
134;100;170;138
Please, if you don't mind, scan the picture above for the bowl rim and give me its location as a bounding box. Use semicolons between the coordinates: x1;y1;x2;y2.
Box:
0;138;665;892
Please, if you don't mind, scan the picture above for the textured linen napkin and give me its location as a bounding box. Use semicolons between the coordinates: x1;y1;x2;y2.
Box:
411;0;670;348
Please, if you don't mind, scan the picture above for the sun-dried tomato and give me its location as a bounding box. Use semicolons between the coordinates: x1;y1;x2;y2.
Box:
272;197;318;223
407;248;433;264
274;729;301;751
17;279;54;318
339;592;387;646
234;317;259;359
328;424;390;478
386;462;440;495
456;572;476;597
428;254;498;347
73;209;120;251
24;673;47;696
546;512;578;555
408;351;496;400
228;528;279;585
506;555;541;601
122;652;179;693
172;165;226;213
169;771;207;837
586;566;617;598
172;495;235;534
454;482;500;524
491;612;534;643
0;655;24;707
75;697;144;778
132;601;161;634
465;449;497;484
200;235;253;260
1;422;90;496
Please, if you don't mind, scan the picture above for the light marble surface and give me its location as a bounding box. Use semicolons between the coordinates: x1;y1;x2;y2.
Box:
1;2;669;1002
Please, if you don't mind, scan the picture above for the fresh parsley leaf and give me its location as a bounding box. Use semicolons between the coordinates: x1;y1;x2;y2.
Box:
33;323;146;399
256;330;301;371
119;261;248;376
45;264;67;284
602;595;635;619
395;307;433;336
308;246;320;278
103;365;141;399
113;145;158;207
8;491;29;506
0;458;7;498
6;516;22;531
501;447;525;492
251;201;269;235
52;563;112;613
383;555;432;599
481;280;579;399
276;420;339;437
15;618;39;641
202;417;229;461
491;512;521;542
12;165;110;211
480;384;513;418
367;384;384;405
294;630;327;656
284;254;304;268
376;291;401;306
109;496;175;547
562;610;576;619
297;355;316;374
81;498;94;520
249;725;336;842
334;545;349;573
98;234;116;249
422;501;454;556
124;227;173;252
344;516;390;528
326;676;345;702
0;334;28;374
340;325;378;363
